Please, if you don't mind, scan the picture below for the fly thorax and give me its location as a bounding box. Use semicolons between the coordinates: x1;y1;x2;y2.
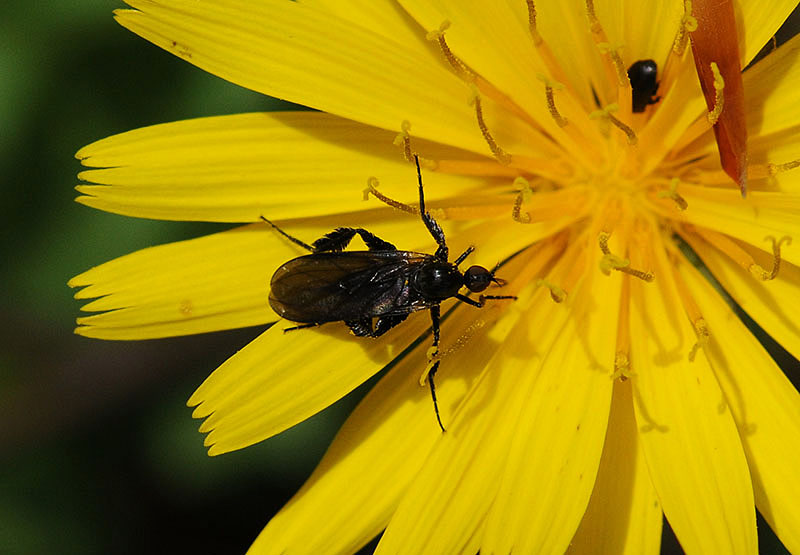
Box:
412;262;463;300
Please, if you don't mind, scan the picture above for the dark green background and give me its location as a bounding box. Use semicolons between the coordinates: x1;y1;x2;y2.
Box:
1;2;797;554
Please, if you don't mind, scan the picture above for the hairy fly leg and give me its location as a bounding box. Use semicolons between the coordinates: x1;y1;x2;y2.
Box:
260;216;314;251
455;293;517;307
421;304;445;432
312;227;397;252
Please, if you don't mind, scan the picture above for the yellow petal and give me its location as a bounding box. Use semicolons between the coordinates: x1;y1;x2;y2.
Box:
684;232;800;362
629;232;757;554
70;223;274;339
740;33;800;140
76;111;500;222
376;239;585;554
192;313;430;456
481;257;621;553
249;243;549;555
568;379;662;555
738;0;800;66
679;254;800;554
299;0;427;52
651;186;800;266
115;0;541;159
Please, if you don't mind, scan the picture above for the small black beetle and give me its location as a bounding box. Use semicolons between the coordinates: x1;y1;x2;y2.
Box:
263;155;515;430
628;59;660;113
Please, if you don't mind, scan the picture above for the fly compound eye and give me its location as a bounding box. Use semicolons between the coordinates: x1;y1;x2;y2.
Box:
464;265;492;292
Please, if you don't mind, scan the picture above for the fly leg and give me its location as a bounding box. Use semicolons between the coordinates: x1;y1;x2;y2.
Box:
312;228;397;252
455;294;517;307
260;216;314;251
282;322;323;333
418;304;445;432
373;313;408;335
345;313;407;337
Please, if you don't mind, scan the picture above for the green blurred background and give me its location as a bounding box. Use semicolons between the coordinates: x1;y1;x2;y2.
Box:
0;1;797;554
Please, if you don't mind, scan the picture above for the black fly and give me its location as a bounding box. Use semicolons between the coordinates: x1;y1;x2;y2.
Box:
263;155;515;431
627;59;660;113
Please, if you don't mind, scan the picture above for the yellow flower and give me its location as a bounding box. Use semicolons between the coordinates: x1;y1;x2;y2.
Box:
70;0;800;553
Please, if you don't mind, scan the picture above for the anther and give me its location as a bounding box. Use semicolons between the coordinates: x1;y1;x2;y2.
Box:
512;177;534;223
763;235;792;280
363;177;419;215
470;92;512;165
427;21;475;82
536;74;568;127
590;104;638;145
598;232;654;282
688;318;709;362
612;352;633;381
706;62;725;125
657;178;688;210
525;0;543;45
536;279;566;303
393;120;414;162
672;0;698;56
768;159;800;176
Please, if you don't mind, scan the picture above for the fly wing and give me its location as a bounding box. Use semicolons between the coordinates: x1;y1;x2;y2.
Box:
269;251;428;323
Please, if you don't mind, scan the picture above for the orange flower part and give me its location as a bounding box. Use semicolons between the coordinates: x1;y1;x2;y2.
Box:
690;0;749;195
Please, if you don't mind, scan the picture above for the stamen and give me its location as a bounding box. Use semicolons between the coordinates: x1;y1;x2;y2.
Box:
597;42;628;87
470;92;512;165
584;0;602;34
363;177;419;215
768;159;800;176
536;279;566;303
764;235;792;280
427;21;475;82
598;232;654;281
512;177;534;224
525;0;543;45
706;62;725;126
612;272;632;381
590;104;638;145
672;0;698;56
690;227;772;280
657;178;688;210
393;120;413;162
536;74;569;127
688;318;710;362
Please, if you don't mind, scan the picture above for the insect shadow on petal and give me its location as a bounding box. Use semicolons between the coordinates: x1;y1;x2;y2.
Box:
262;155;516;431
